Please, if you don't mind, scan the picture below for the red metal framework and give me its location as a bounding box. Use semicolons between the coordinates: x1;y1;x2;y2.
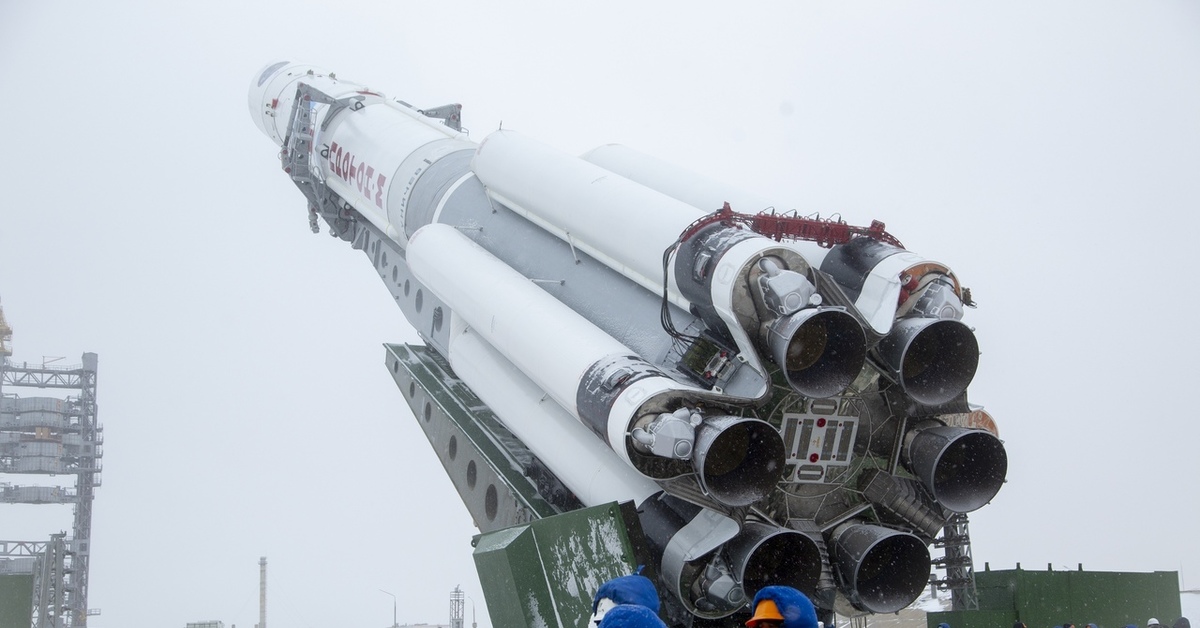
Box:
680;203;904;249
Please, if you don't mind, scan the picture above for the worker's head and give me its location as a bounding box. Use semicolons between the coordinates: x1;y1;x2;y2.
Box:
745;586;818;628
591;574;660;625
596;604;667;628
746;598;785;627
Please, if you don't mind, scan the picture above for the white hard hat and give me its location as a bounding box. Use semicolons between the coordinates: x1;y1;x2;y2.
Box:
592;598;617;625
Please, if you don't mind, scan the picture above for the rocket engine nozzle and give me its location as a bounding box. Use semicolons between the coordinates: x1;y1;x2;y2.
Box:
905;424;1007;513
691;415;785;507
642;497;746;620
830;522;931;614
726;522;823;600
767;308;868;399
873;317;979;406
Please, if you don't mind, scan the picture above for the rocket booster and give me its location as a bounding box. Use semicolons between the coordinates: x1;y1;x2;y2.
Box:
250;61;1008;621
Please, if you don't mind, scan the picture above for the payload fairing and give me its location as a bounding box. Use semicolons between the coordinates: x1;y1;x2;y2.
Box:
249;62;1007;626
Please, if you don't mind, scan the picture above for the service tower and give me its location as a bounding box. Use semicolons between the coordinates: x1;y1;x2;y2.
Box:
0;299;104;628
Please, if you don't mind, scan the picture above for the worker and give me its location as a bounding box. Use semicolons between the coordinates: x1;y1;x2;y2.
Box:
745;586;819;628
596;604;668;628
590;574;661;626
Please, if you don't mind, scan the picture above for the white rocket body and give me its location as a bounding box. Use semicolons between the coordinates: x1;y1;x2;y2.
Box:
250;62;470;242
249;61;1005;622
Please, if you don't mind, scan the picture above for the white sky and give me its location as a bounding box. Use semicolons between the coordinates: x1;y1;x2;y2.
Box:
2;2;1199;628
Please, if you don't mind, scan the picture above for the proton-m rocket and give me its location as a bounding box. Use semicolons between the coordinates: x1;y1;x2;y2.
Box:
249;61;1007;627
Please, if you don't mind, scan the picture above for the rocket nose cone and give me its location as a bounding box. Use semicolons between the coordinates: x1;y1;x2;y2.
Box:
247;61;334;145
253;60;292;88
248;61;292;140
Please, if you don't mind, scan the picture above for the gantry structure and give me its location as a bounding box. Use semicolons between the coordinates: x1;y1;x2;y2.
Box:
930;513;981;610
0;301;104;628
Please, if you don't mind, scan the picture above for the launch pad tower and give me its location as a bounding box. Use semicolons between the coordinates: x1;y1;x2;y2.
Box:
0;300;104;628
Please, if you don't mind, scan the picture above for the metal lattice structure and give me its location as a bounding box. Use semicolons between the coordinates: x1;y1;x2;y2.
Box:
930;513;980;611
1;346;104;628
449;586;465;628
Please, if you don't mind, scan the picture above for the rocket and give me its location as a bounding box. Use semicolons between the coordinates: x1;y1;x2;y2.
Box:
249;62;1008;624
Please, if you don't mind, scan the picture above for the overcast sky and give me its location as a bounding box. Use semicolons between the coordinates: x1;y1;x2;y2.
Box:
2;2;1199;627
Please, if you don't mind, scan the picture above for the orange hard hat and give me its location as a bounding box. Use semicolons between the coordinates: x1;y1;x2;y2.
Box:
746;599;785;627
